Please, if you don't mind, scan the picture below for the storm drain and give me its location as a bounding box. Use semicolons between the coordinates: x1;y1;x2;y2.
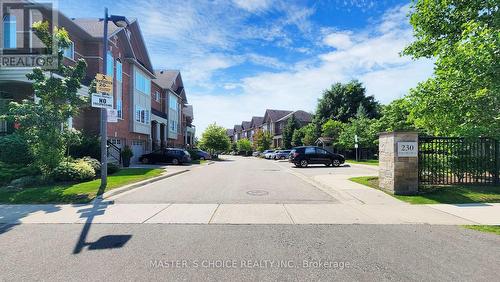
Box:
246;190;269;196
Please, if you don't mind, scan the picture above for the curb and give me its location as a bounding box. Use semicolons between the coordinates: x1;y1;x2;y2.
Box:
100;169;189;200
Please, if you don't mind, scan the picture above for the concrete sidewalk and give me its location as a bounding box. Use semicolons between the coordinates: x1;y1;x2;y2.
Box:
1;203;498;225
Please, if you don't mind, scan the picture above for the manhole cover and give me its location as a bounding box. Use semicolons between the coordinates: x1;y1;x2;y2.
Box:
246;190;269;196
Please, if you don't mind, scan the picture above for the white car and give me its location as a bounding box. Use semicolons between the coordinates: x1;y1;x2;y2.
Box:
263;150;275;159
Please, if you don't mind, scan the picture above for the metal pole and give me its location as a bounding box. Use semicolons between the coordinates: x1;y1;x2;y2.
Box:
100;7;109;189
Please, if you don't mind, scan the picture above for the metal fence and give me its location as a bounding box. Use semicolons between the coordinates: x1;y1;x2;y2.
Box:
418;137;499;186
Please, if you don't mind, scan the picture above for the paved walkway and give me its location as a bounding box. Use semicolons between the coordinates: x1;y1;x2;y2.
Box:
1;202;499;225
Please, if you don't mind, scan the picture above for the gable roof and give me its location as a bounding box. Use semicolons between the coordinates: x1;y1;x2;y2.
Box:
241;121;251;130
276;110;313;123
263;109;293;123
226;129;234;137
71;18;121;38
72;18;155;75
250;116;264;128
233;125;242;132
154;70;188;103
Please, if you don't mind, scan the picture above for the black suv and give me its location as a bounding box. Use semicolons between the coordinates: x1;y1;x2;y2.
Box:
139;148;191;165
289;146;345;168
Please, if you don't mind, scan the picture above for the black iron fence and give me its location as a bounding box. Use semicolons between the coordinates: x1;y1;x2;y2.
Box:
418;137;499;186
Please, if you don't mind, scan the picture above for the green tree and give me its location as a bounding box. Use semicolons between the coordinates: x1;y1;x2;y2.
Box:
282;114;299;149
321;119;344;140
403;0;500;138
337;112;378;150
376;99;416;133
314;80;380;125
236;138;252;152
253;129;272;152
2;21;87;175
300;124;317;146
199;123;231;154
291;129;305;147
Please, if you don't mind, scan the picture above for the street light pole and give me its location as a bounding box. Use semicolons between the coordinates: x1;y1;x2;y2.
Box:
100;7;109;189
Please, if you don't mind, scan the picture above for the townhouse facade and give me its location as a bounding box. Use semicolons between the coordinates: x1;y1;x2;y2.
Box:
249;116;263;142
0;5;195;163
227;109;313;149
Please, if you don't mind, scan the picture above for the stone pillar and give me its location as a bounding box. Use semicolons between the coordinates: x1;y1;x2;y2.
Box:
378;132;419;195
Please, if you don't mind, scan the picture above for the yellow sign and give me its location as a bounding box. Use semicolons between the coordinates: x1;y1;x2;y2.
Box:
95;73;113;94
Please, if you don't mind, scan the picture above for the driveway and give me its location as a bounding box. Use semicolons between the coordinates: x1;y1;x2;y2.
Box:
114;156;338;204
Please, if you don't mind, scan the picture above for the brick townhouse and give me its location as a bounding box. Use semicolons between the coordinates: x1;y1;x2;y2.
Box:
0;4;195;163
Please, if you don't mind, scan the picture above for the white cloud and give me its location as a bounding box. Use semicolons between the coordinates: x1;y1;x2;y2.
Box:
232;0;273;13
190;4;435;136
323;31;354;49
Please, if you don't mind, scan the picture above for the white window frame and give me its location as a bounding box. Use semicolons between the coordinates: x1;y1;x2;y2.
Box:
154;91;160;102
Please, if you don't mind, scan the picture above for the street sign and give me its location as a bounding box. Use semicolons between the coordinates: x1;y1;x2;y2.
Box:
397;142;418;157
107;109;118;123
354;143;358;148
91;93;113;109
354;135;358;143
95;73;113;94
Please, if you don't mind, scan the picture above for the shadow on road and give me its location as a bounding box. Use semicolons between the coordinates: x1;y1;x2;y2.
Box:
72;185;131;254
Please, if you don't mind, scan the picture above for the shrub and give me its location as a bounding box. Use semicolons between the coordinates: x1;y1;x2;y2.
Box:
0;162;39;186
107;163;120;175
69;134;100;160
0;133;33;165
52;160;96;182
80;157;101;174
8;175;45;189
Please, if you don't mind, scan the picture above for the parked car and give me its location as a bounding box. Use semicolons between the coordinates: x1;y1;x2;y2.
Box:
193;149;211;160
139;148;191;165
274;150;292;160
252;151;261;157
263;150;275;159
289;146;345;168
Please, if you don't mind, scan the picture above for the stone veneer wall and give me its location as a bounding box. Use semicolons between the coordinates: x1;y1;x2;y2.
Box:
378;132;419;195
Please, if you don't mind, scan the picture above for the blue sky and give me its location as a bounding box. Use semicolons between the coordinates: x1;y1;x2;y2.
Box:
58;0;434;136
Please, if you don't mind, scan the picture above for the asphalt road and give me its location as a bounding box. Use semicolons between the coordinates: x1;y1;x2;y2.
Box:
1;223;499;281
115;156;337;204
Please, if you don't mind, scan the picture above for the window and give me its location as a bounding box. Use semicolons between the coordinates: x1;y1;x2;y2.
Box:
135;106;150;124
305;147;316;155
135;70;151;94
154;91;160;102
106;51;114;77
317;148;328;155
135;106;141;122
116;60;123;118
169;93;179;110
170;120;177;132
3;14;16;49
63;41;74;59
116;60;122;82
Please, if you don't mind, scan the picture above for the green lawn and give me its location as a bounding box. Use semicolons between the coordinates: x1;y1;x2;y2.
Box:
349;176;500;204
0;168;164;204
346;159;379;166
463;225;500;235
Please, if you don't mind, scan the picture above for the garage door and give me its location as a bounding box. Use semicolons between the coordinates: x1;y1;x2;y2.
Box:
131;140;145;163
